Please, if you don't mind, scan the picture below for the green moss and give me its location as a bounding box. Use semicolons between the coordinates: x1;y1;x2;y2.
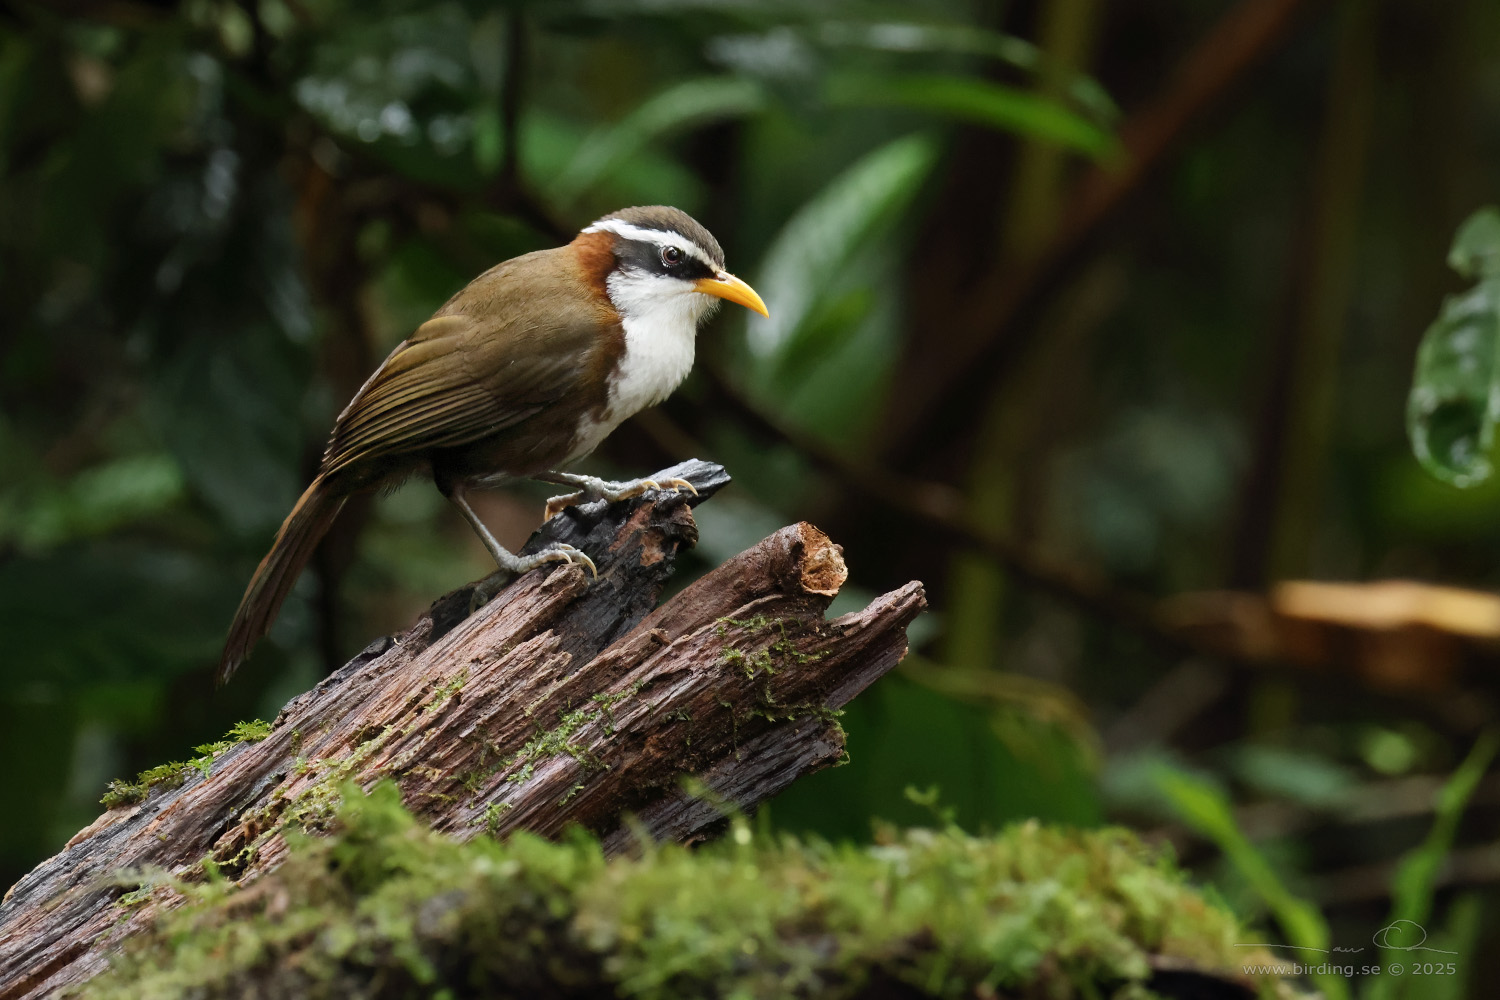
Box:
115;883;156;909
198;716;414;881
424;668;468;712
100;720;275;809
714;616;846;738
481;800;512;835
592;681;644;735
511;705;598;774
461;683;645;798
717;616;826;680
225;719;274;742
714;614;779;632
265;721;395;839
723;645;776;679
79;783;1301;1000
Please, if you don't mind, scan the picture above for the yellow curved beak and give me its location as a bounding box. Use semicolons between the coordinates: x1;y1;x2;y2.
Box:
695;272;770;318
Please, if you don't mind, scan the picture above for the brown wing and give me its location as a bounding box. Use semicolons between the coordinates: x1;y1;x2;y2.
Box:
320;247;616;478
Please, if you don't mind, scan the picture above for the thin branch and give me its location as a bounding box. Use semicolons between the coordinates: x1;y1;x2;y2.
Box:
1228;0;1375;585
884;0;1319;462
482;8;575;244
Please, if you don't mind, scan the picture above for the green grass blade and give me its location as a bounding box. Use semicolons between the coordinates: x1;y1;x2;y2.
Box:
1363;730;1498;1000
1154;766;1346;1000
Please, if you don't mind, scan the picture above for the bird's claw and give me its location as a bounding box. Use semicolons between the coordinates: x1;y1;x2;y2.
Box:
625;478;696;497
469;544;597;614
544;491;586;520
539;543;598;579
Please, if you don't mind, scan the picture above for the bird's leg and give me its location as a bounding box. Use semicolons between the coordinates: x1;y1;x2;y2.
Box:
443;481;597;611
535;470;698;520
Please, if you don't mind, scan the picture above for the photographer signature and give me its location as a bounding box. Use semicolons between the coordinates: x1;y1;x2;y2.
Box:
1235;919;1456;956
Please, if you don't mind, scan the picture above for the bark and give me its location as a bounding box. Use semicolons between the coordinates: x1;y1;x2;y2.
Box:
0;459;926;1000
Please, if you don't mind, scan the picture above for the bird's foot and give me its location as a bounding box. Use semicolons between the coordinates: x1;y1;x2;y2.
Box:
505;542;598;579
542;475;698;520
469;543;598;613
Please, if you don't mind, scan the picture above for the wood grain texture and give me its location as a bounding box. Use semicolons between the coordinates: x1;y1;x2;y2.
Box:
0;459;925;999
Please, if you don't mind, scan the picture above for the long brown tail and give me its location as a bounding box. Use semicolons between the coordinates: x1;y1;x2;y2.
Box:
218;475;345;686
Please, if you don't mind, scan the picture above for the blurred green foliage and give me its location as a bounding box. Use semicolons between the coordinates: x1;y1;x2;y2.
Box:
0;0;1116;881
1155;763;1339;998
4;1;1500;996
1155;730;1498;1000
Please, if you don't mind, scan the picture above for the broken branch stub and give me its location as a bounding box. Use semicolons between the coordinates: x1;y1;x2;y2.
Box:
0;459;926;1000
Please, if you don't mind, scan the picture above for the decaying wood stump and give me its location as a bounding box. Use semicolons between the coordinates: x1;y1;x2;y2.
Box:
0;460;926;999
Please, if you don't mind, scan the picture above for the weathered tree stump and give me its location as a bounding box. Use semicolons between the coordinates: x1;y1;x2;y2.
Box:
0;460;926;999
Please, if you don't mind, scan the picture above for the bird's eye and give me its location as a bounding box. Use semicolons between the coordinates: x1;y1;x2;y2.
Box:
661;246;683;267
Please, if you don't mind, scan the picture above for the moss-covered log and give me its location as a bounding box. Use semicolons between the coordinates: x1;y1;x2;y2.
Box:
73;782;1298;1000
0;460;926;999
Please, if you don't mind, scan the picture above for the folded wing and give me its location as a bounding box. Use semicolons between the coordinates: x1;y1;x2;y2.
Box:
321;313;592;477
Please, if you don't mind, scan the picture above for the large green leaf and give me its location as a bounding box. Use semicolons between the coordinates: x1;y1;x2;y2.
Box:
826;73;1117;159
524;111;703;217
813;21;1118;124
748;131;938;364
548;77;767;205
769;672;1100;840
1408;207;1500;486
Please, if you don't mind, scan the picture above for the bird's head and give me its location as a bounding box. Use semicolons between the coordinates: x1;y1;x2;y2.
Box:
577;206;769;328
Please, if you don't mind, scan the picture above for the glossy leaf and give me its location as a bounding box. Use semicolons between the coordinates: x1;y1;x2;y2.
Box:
549;77;766;205
523;111;704;215
813;21;1118;124
1408;207;1500;486
827;73;1117;159
748;131;938;361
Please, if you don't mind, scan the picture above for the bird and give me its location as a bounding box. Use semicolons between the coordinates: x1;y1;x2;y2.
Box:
218;205;768;685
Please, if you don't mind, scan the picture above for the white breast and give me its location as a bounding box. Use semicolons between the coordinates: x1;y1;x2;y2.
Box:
564;273;714;464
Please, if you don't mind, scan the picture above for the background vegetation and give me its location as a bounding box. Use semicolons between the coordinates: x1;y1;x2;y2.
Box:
3;0;1499;995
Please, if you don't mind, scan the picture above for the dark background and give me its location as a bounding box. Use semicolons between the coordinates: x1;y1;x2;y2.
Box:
2;0;1498;995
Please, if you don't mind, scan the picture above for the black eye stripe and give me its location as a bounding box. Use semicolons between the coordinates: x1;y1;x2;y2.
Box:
614;237;714;280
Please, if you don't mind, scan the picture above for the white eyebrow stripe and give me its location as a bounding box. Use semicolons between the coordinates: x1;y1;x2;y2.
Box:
582;218;718;271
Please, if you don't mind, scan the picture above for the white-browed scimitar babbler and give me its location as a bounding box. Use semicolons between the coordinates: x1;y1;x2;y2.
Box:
219;206;768;684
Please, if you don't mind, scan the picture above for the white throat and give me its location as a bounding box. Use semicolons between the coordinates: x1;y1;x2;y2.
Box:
565;271;715;464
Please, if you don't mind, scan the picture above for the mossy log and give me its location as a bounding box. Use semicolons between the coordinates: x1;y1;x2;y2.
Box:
74;782;1295;1000
0;460;927;1000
